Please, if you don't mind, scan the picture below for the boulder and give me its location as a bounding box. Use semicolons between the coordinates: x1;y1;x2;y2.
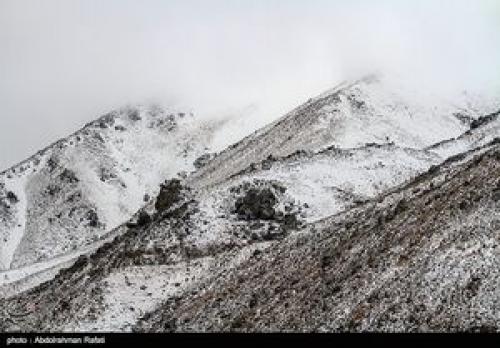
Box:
234;188;278;220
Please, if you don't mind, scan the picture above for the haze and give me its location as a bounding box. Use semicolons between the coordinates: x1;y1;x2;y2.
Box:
1;0;499;170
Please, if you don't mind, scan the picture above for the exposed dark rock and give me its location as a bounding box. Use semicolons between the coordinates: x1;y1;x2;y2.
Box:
154;179;187;214
347;94;366;109
261;155;278;171
453;112;473;125
46;184;61;196
470;111;500;130
93;133;105;143
97;113;116;128
85;209;100;228
6;191;18;204
234;188;277;220
193;153;215;170
59;168;79;184
282;214;300;230
261;226;286;241
99;167;117;182
47;156;59;173
128;109;142;121
136;211;152;227
66;192;82;203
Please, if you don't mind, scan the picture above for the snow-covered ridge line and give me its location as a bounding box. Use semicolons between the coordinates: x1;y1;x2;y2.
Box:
0;105;191;177
427;109;500;159
427;108;500;150
228;142;440;180
189;74;497;189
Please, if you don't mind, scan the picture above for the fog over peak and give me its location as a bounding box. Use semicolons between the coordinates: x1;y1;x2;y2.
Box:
1;0;499;169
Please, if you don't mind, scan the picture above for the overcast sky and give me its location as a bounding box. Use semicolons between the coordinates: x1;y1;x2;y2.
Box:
1;0;500;170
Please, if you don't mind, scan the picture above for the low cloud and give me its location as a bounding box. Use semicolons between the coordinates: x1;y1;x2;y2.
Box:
1;0;499;169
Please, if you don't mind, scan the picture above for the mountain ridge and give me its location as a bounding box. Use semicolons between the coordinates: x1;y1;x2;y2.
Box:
0;105;218;270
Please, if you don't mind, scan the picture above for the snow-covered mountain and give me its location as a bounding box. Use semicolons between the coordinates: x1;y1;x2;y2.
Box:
0;105;218;271
189;75;498;188
0;75;499;332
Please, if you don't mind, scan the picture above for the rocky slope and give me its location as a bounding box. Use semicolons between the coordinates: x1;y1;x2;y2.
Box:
137;138;500;332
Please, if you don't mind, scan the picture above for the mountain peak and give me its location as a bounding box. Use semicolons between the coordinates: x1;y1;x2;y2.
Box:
0;104;208;271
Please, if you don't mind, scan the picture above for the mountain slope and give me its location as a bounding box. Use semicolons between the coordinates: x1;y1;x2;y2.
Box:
137;139;500;332
189;75;495;188
201;144;441;222
0;106;216;270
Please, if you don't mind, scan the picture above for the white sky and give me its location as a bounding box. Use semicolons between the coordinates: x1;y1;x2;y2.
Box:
1;0;500;169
